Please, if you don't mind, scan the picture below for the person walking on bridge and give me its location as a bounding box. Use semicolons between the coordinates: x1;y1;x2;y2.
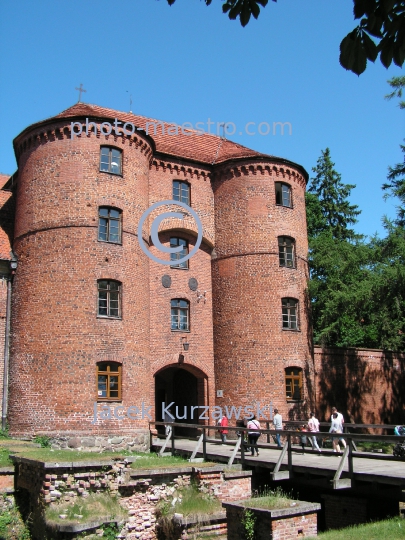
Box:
308;412;322;453
273;409;283;448
330;407;346;450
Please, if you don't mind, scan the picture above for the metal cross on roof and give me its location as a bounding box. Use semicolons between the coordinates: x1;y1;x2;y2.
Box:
75;83;86;103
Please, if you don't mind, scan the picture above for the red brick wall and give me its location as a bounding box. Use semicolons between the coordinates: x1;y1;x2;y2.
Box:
0;175;14;422
0;280;8;421
314;347;405;425
212;162;313;422
148;161;216;421
9;120;153;435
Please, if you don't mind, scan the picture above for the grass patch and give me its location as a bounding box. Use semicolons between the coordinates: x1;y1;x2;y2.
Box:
357;441;394;454
0;498;31;540
157;482;222;524
307;517;405;539
243;486;294;510
0;448;13;468
131;453;189;469
168;484;222;517
45;492;127;526
8;447;141;463
157;482;222;540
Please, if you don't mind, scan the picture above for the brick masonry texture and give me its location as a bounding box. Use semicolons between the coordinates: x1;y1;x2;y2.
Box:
212;162;312;422
11;458;251;539
314;347;405;425
0;103;403;436
224;502;319;540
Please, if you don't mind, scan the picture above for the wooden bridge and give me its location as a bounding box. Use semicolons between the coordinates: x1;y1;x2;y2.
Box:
150;422;405;493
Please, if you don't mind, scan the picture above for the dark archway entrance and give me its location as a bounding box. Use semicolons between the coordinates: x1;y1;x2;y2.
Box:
155;366;205;438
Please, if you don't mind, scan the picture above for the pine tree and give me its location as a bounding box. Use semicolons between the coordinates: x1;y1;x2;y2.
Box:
383;76;405;227
307;148;361;241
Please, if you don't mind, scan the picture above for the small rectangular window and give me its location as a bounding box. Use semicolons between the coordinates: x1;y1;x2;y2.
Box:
171;299;190;331
97;362;122;400
170;238;189;269
173;181;190;205
98;280;121;318
98;207;122;243
282;298;298;330
100;147;122;175
285;367;303;400
278;237;295;268
275;182;292;208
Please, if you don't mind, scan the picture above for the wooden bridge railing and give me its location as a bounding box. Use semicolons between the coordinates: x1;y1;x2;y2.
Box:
149;421;405;490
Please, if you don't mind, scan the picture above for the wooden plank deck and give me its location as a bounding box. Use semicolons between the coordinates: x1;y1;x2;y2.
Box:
152;437;405;487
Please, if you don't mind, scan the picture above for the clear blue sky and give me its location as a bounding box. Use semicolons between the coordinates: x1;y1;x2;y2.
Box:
0;0;403;238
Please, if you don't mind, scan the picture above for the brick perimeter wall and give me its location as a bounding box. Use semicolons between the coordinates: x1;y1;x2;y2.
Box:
314;347;405;424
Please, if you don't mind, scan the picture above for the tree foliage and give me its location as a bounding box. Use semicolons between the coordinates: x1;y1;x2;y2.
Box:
307;148;361;241
162;0;405;74
306;142;405;352
383;76;405;227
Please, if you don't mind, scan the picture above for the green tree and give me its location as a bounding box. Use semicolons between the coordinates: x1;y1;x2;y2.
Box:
383;75;405;227
307;148;361;241
306;149;368;347
163;1;405;74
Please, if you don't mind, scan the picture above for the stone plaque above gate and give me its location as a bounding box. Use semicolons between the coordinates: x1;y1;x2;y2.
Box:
162;275;172;288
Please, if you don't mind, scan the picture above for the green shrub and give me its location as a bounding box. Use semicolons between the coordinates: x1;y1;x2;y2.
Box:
33;436;51;448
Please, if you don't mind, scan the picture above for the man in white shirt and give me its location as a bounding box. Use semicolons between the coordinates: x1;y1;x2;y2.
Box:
273;408;283;448
330;407;346;449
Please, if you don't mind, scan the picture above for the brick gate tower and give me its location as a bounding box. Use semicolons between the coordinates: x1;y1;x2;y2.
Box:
5;103;311;443
212;160;312;420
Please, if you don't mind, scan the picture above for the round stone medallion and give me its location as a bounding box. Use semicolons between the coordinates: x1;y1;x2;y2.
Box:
188;278;198;291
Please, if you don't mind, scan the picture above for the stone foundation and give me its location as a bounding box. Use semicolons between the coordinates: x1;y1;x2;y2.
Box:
45;432;150;453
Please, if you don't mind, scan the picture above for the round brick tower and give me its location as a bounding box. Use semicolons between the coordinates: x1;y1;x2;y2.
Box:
9;109;153;438
212;159;313;421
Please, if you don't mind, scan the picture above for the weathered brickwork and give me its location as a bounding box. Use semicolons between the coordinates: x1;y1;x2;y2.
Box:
314;347;405;424
9;118;152;436
11;458;250;539
224;501;320;540
2;103;312;437
212;163;313;421
1;103;400;439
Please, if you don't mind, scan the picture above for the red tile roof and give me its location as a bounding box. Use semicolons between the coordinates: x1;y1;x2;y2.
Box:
53;103;265;165
14;103;308;178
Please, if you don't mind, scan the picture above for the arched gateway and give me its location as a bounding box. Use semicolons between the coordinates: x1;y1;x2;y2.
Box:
155;364;209;437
